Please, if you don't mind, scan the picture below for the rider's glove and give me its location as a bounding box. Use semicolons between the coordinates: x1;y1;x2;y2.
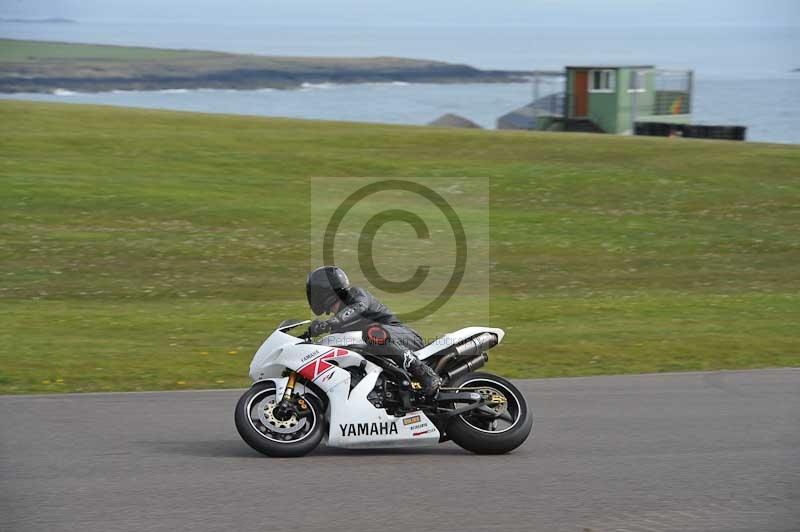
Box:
309;319;332;337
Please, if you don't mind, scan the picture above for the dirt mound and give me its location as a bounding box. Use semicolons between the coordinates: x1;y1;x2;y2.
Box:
428;113;482;129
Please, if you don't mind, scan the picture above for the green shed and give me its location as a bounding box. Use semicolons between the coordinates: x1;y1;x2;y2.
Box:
564;66;693;134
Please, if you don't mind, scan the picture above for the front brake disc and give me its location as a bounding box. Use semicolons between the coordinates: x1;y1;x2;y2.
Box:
256;399;308;434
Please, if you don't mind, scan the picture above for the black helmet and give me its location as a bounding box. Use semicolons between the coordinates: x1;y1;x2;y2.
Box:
306;266;350;315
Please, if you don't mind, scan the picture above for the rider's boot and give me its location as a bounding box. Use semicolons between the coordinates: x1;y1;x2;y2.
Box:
401;351;442;397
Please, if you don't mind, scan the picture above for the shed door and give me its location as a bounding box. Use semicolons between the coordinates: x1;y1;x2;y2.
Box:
574;70;589;116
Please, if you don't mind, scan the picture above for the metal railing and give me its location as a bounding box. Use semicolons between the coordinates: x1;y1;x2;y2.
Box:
651;69;693;115
531;91;566;116
531;73;567;116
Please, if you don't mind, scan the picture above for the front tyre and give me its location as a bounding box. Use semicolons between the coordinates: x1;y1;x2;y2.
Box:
234;382;324;457
446;372;533;455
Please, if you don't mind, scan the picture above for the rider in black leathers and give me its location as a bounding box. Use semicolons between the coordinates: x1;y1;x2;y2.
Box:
306;266;441;395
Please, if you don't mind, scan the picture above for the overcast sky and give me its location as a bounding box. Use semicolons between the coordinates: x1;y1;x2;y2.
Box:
2;0;799;27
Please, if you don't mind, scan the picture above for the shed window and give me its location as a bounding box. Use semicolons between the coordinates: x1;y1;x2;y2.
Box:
628;70;646;93
589;69;615;92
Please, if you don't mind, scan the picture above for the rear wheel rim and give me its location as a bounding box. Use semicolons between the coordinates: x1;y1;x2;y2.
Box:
245;388;317;444
456;378;522;434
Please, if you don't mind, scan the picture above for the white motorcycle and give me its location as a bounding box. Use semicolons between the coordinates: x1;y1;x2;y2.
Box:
234;320;533;457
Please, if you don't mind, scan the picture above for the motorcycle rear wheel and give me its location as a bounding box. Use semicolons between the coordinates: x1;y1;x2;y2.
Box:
235;382;324;457
445;372;533;454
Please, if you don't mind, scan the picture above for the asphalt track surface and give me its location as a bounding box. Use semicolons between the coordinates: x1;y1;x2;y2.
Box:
2;369;798;532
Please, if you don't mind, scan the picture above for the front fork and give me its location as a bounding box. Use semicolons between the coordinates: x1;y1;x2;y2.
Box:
281;371;298;402
274;371;311;419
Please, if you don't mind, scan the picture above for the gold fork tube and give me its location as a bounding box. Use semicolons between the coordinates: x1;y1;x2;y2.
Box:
282;371;297;402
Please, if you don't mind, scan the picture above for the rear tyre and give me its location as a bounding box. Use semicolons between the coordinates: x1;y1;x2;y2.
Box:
445;372;532;455
235;382;324;457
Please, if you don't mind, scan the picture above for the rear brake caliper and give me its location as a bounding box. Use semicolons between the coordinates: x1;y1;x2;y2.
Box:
476;387;508;417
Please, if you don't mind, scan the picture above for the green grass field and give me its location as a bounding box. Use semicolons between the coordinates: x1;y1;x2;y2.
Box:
1;100;798;394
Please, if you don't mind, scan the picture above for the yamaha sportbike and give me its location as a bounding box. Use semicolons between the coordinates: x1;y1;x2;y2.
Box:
234;320;533;456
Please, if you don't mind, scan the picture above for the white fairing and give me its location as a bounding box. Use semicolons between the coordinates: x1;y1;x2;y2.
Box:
248;327;441;448
325;368;440;448
249;330;304;381
414;326;505;360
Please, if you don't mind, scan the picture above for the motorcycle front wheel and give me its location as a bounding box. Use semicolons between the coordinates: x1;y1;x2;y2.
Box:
445;372;533;454
234;381;324;457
